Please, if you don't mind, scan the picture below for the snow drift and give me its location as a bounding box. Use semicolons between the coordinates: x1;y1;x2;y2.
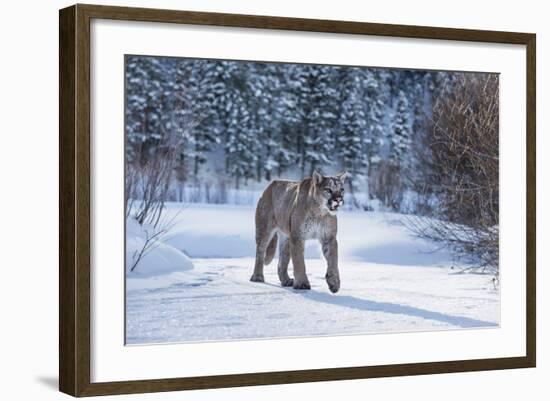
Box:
126;218;193;277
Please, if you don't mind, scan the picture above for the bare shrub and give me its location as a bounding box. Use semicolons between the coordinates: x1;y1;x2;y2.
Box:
204;181;212;203
128;211;181;272
370;161;404;210
125;162;139;219
134;155;172;226
405;73;499;271
126;104;195;227
216;178;228;204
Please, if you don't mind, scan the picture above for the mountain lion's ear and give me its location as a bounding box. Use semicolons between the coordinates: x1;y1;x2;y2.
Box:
312;170;323;184
337;171;350;183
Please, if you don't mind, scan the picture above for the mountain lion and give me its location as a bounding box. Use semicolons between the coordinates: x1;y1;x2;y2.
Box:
250;171;349;293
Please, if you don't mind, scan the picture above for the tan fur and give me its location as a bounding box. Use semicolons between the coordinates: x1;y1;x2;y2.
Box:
264;235;278;265
250;172;348;293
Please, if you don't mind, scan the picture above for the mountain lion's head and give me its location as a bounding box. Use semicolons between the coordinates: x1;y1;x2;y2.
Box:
312;171;350;214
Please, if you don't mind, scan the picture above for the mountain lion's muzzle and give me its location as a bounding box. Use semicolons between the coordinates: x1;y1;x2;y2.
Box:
328;195;343;211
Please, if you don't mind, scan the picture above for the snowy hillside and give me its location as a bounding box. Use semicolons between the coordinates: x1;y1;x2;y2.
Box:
125;203;499;344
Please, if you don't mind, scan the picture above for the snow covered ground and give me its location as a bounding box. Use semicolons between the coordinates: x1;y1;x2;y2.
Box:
126;203;499;345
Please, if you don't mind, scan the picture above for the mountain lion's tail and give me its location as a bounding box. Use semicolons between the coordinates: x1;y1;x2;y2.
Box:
264;234;278;265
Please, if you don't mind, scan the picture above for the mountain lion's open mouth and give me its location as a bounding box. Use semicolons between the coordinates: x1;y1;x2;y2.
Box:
328;199;343;212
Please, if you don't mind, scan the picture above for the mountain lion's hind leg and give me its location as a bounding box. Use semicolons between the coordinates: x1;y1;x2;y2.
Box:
251;232;274;282
277;235;293;287
250;207;275;283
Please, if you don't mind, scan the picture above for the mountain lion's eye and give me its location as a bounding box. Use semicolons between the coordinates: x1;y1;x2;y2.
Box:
324;188;332;193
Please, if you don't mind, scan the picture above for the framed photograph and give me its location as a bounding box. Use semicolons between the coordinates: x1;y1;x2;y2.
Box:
59;4;536;397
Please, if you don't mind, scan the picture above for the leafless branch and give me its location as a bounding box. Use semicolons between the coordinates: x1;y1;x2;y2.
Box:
404;73;499;272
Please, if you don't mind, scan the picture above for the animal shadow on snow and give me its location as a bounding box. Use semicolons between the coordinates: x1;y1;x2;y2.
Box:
298;290;496;329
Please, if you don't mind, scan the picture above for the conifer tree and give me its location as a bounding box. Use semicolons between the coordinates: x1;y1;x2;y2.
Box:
304;65;340;175
389;89;412;169
337;68;369;203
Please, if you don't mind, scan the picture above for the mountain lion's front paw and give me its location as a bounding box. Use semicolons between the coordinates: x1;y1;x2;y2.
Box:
326;273;340;293
293;280;311;290
250;273;265;283
280;277;294;287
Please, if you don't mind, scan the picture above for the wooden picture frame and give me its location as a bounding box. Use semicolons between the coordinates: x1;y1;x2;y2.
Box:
59;3;536;397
